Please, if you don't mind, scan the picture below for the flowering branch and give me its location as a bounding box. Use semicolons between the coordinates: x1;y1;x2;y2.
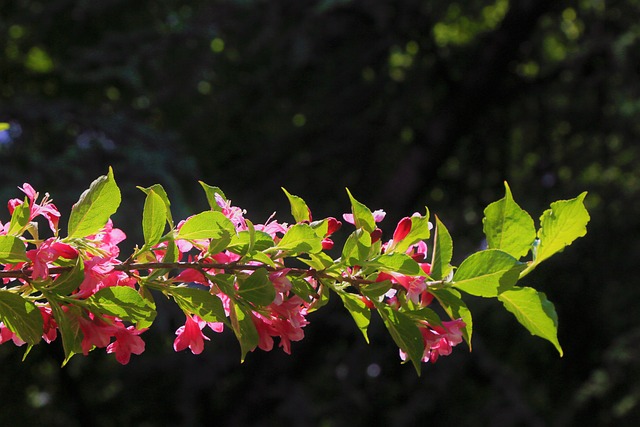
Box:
0;168;589;374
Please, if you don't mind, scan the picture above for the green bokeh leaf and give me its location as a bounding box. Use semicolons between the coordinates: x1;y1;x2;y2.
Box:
67;167;121;238
0;290;43;345
535;192;589;264
430;216;453;280
453;249;524;297
483;182;536;259
498;286;563;356
0;235;27;263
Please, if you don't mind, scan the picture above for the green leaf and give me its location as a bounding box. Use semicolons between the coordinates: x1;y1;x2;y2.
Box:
67;167;121;238
0;235;27;263
275;224;323;255
237;268;276;306
229;300;259;362
177;211;236;241
7;198;30;236
430;288;473;348
339;292;371;343
377;304;424;375
46;257;84;295
282;188;311;223
341;229;372;266
170;286;228;324
138;184;174;228
0;290;43;345
199;181;227;212
49;303;83;366
498;286;563;356
290;276;317;303
142;189;167;247
346;189;376;232
430;216;453;280
483;182;536;259
393;209;432;254
535;192;589;264
361;280;393;300
85;286;156;326
298;252;335;270
228;230;274;255
374;253;425;276
453;249;525;297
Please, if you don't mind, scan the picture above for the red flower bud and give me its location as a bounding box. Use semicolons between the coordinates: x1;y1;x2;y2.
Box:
370;228;383;243
392;217;412;243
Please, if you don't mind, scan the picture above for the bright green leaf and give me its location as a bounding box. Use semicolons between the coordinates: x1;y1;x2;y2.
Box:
453;249;525;297
237;268;276;306
0;290;43;345
85;286;156;326
142;190;167;247
138;184;174;228
430;288;473;348
498;286;563;356
228;230;274;255
339;292;371;343
275;224;323;255
199;181;227;212
377;304;424;375
374;253;424;276
535;192;589;264
341;229;372;266
229;300;259;362
298;252;335;270
290;276;317;303
361;280;393;300
7;198;30;236
170;286;228;324
346;189;376;232
46;257;84;295
49;303;83;366
67;167;121;238
0;235;27;263
177;211;235;241
483;182;536;259
430;216;453;280
393;209;432;253
282;188;311;223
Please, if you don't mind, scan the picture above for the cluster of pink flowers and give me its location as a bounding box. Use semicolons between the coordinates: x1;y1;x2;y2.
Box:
0;182;464;368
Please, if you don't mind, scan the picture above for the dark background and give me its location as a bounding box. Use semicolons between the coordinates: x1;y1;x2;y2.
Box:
1;1;639;426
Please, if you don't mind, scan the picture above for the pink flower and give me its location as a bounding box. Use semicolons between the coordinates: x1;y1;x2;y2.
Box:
8;184;61;233
342;209;386;225
26;238;78;280
173;315;210;355
106;325;146;365
78;315;115;355
400;318;465;364
39;306;57;343
0;322;26;346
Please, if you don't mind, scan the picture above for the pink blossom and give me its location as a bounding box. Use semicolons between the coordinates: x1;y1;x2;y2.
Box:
252;296;309;354
173;315;210;355
342;209;386;225
78;315;115;355
0;322;26;346
8;184;61;232
400;318;465;364
215;193;247;229
106;325;146;364
26;238;78;280
39;306;57;343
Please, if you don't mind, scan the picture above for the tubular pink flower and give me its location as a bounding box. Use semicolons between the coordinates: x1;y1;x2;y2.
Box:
0;322;26;346
173;315;210;355
27;238;78;280
392;217;412;244
106;325;146;365
78;315;115;355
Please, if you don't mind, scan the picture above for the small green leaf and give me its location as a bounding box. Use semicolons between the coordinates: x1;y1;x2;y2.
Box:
535;192;589;264
341;229;372;266
85;286;156;326
377;304;424;375
138;184;174;227
339;292;371;343
228;230;274;255
483;182;536;259
290;276;317;303
67;167;121;238
46;257;84;296
229;300;259;362
0;290;43;345
49;303;83;366
374;253;425;276
498;286;563;356
177;211;235;241
199;181;227;212
346;189;376;232
170;286;228;324
393;209;431;253
430;216;453;280
298;252;335;270
0;235;27;263
142;190;167;247
453;249;525;297
237;268;276;306
361;280;393;300
282;188;311;223
430;288;473;348
7;198;31;236
275;224;323;255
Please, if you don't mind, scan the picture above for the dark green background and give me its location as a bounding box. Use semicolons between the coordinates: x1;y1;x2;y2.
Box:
1;1;639;425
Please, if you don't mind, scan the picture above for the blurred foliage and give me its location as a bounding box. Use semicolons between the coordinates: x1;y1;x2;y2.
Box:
2;0;640;425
